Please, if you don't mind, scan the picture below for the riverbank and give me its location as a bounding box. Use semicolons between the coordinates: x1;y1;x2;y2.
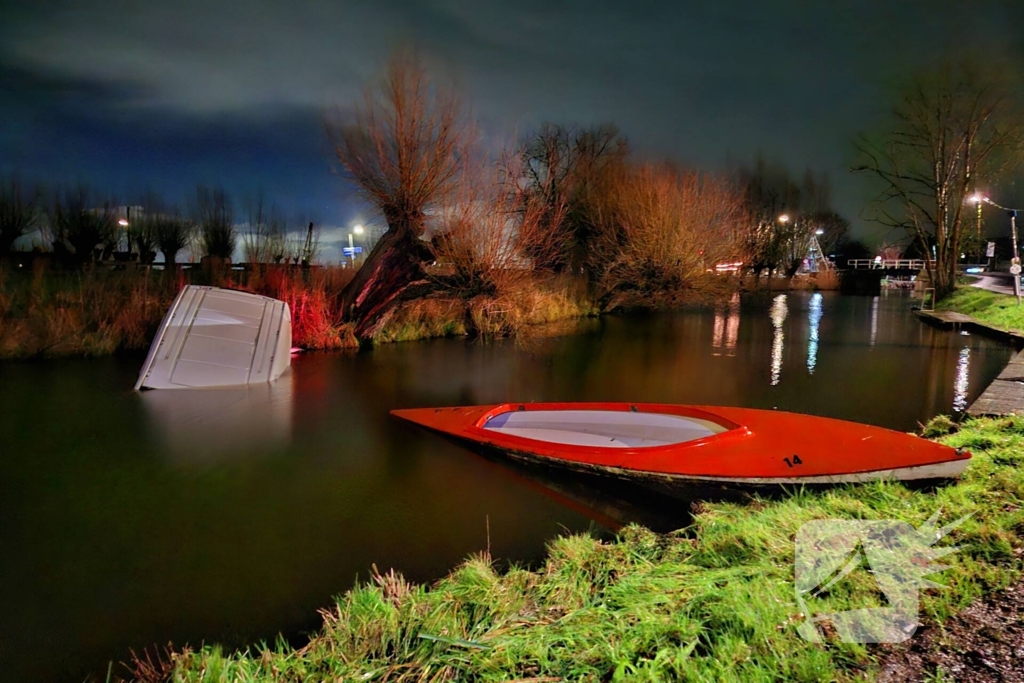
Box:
0;263;857;360
0;266;599;359
160;416;1023;682
0;265;356;358
2;265;771;359
939;287;1024;337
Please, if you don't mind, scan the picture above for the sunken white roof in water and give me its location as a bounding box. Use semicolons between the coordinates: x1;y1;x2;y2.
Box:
135;285;291;390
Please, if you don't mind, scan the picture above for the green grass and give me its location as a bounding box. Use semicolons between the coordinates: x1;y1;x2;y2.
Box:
168;416;1024;682
939;287;1024;334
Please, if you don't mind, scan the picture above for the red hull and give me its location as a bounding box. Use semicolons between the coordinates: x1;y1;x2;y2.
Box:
391;403;970;486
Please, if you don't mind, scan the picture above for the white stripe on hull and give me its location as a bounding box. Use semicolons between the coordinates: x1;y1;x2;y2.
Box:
500;448;969;486
603;458;969;485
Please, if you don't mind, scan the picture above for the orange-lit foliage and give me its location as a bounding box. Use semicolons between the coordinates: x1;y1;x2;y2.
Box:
0;263;361;358
589;164;746;308
252;266;357;350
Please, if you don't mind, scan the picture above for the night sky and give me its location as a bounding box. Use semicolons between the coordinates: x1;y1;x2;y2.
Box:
3;1;1024;259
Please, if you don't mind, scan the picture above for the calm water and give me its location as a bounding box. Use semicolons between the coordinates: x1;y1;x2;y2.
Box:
0;292;1013;682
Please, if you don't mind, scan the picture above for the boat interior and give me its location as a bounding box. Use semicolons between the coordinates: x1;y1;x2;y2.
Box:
481;409;729;448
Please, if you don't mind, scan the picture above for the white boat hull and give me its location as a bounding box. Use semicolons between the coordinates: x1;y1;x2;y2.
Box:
135;286;291;390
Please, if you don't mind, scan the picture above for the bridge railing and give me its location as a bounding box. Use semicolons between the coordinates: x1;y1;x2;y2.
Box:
847;259;932;270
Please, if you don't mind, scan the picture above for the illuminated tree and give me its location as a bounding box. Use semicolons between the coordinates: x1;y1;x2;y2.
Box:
856;59;1023;295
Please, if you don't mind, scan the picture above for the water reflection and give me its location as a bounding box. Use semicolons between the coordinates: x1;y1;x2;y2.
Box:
770;294;788;385
870;296;879;346
712;292;741;356
139;373;295;461
3;292;1016;683
807;292;823;374
953;346;971;412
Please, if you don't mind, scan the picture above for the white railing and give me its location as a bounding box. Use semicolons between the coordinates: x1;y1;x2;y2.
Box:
847;259;931;270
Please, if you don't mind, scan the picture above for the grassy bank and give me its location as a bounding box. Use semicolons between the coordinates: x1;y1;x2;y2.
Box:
163;416;1023;682
939;287;1024;334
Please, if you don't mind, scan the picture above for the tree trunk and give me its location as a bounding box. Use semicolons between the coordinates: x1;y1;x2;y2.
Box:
338;224;435;340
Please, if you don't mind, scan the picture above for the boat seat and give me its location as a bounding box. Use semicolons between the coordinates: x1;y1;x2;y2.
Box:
482;409;724;448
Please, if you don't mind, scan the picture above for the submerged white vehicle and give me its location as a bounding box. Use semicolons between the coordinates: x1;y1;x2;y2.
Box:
135;285;291;390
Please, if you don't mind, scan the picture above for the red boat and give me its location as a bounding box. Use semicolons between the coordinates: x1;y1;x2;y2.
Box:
391;402;970;490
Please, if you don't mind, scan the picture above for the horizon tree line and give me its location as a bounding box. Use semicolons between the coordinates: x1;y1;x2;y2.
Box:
0;181;329;268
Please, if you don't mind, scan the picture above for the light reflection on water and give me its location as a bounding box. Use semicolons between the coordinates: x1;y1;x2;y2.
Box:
953;346;972;413
712;292;741;356
870;295;879;346
140;375;295;462
807;292;823;374
770;294;788;385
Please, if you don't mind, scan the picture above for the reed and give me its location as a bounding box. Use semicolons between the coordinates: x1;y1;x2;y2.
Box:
166;416;1024;682
0;265;174;358
0;264;363;358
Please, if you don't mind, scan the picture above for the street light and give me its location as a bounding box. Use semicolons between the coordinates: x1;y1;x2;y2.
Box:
348;224;365;267
815;229;824;235
118;214;131;256
974;195;1021;304
969;193;986;263
778;214;790;224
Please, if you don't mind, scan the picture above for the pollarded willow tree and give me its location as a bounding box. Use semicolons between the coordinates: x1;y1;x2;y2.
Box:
855;59;1023;296
329;52;473;337
0;177;39;256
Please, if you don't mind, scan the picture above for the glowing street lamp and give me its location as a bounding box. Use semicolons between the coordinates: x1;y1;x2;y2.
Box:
117;214;132;256
815;229;824;235
778;214;790;224
348;224;365;267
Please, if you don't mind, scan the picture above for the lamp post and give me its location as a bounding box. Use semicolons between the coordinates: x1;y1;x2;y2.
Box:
348;224;364;268
974;195;1021;304
1011;210;1021;304
970;193;984;262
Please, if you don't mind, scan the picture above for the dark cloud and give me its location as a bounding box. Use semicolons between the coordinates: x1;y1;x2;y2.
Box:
2;0;1023;238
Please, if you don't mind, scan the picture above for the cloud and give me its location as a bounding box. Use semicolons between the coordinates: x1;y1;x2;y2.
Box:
2;0;1023;240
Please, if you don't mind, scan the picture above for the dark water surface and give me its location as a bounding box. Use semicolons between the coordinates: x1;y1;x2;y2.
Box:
0;292;1013;682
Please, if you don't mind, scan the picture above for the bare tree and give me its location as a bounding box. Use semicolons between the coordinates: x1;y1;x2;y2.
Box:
329;51;472;336
0;176;40;255
806;211;850;258
242;193;287;265
518;123;628;277
738;158;848;280
855;59;1023;295
48;187;117;266
299;221;322;266
427;150;550;297
148;205;195;268
195;186;236;260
